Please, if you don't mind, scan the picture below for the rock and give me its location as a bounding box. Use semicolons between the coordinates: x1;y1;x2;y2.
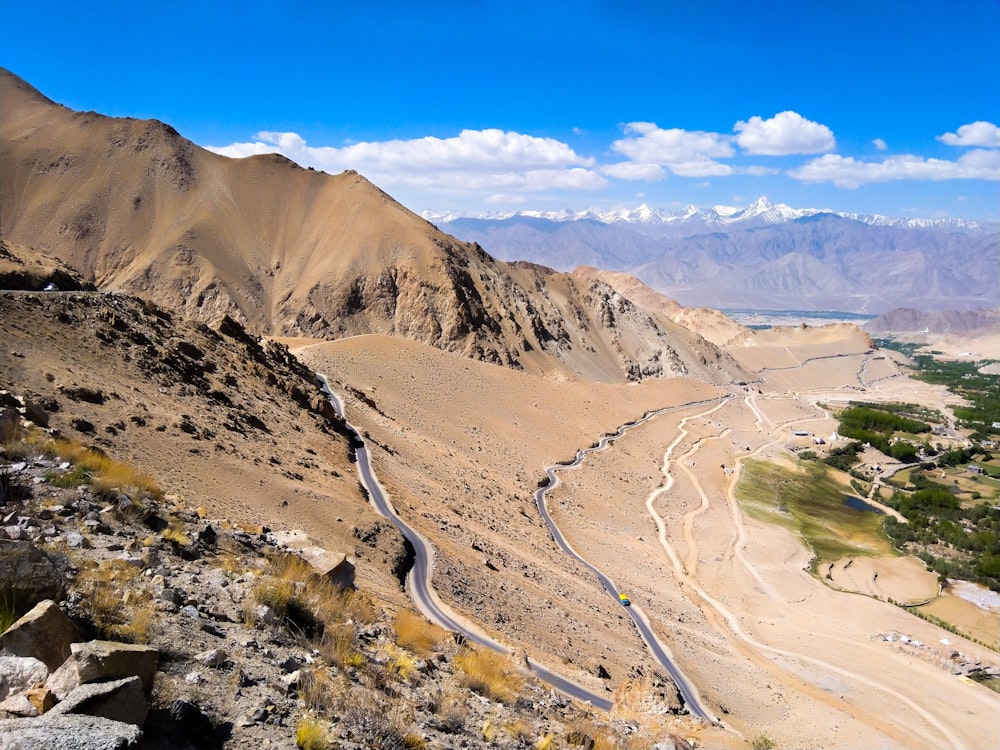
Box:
179;605;199;619
46;642;158;700
0;656;48;700
276;655;300;673
0;600;80;671
194;649;227;668
158;588;182;606
20;399;49;429
48;676;148;727
25;686;55;716
0;713;142;749
0;542;65;616
0;690;39;718
200;621;225;638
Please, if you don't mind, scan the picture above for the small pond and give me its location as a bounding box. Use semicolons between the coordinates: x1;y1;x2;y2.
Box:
843;495;884;514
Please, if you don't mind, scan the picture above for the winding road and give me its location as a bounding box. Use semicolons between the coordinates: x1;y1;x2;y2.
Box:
534;398;728;723
316;374;615;711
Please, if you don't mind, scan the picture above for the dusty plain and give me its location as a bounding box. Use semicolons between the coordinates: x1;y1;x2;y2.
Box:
292;327;1000;750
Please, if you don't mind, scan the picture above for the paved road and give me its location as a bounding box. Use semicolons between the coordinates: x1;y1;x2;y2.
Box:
316;374;613;711
534;398;727;722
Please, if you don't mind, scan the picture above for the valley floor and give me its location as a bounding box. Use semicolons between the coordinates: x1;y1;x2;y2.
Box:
298;332;999;750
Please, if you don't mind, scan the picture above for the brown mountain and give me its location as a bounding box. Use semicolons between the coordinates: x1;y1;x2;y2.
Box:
0;68;742;385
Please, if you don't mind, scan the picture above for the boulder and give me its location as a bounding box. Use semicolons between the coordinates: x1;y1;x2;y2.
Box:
48;676;147;727
46;642;158;700
0;656;48;700
0;542;65;616
0;713;142;749
20;399;49;429
0;600;79;671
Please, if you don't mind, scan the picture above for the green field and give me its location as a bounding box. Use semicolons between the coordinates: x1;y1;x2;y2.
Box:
737;460;894;571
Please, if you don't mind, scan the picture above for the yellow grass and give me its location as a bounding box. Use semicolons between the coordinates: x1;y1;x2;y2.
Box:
393;609;448;656
161;523;191;546
454;646;523;703
46;437;162;499
77;559;155;643
317;625;364;671
295;714;329;750
298;669;345;715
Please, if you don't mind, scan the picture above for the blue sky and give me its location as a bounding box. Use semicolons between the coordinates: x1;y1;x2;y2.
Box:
4;0;999;219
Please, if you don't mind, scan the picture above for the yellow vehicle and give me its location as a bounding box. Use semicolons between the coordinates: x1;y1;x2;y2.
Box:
618;593;631;606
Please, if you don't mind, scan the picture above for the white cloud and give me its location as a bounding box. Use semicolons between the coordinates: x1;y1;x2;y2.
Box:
734;111;835;156
740;165;781;177
207;129;604;194
609;122;734;178
789;149;1000;188
601;162;666;180
485;193;527;205
873;138;888;151
938;121;1000;148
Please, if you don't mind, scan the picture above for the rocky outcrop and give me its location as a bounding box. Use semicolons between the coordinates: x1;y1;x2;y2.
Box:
0;600;79;671
0;714;142;749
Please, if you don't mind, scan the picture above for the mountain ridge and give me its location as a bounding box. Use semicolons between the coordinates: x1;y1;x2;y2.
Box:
0;67;746;385
425;196;998;234
439;205;999;313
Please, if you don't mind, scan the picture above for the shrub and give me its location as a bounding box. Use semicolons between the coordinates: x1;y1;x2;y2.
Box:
252;578;319;637
342;702;406;750
393;609;447;656
316;625;364;671
77;559;155;643
454;647;523;703
296;715;329;750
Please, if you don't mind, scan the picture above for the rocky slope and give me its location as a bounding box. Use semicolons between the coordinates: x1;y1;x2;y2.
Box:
0;69;743;386
0;449;700;749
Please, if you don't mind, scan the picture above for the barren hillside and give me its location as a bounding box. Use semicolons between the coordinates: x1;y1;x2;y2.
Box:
0;68;742;386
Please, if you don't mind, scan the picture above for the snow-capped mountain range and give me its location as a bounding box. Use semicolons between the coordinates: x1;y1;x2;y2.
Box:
424;196;997;234
429;197;999;314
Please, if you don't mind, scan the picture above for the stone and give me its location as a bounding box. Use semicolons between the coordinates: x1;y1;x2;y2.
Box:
194;649;227;668
46;641;158;700
0;713;142;749
0;691;38;718
20;398;49;429
0;599;80;671
0;541;65;615
49;676;148;727
25;686;55;715
0;656;48;701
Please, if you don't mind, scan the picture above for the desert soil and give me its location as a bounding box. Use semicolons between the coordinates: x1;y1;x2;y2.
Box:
291;328;999;750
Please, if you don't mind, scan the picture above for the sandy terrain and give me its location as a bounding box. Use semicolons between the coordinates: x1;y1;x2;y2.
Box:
293;327;999;750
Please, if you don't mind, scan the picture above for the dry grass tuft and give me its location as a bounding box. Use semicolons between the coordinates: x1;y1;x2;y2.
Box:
454;646;524;704
44;437;162;500
77;559;155;643
430;689;468;733
295;714;329;750
381;643;418;682
298;669;346;715
161;522;191;547
393;609;447;657
317;625;364;671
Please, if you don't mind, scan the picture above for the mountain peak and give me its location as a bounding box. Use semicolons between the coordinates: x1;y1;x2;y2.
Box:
745;196;773;213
